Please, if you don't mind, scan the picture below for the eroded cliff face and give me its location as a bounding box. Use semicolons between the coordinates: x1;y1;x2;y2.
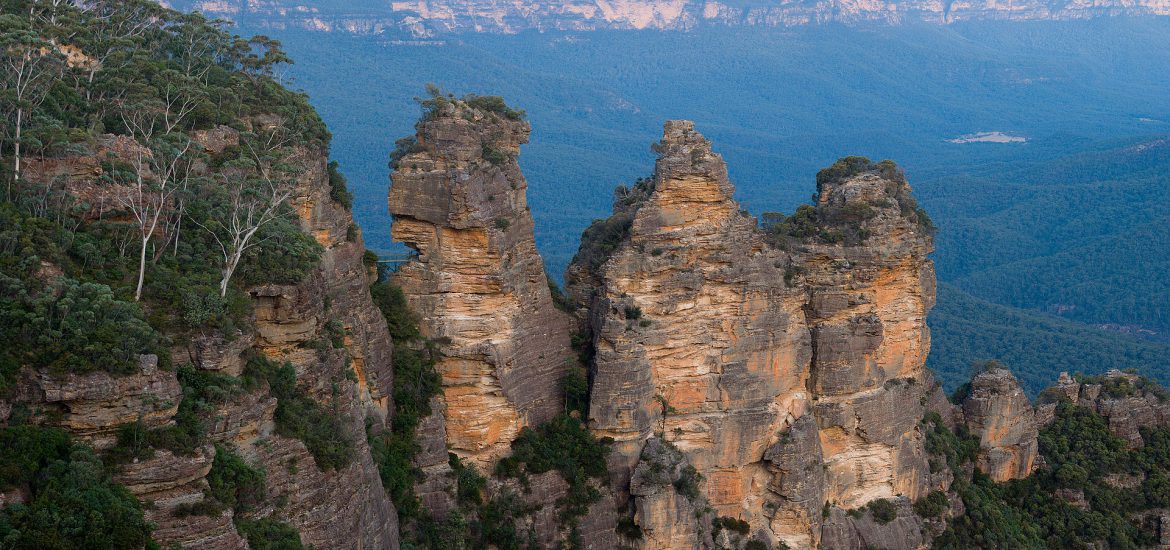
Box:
3;121;400;549
566;122;940;549
387;100;574;470
960;368;1039;482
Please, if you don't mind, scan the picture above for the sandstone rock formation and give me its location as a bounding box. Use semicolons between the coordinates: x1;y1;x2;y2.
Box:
566;121;940;549
388;98;574;470
959;367;1039;482
1039;369;1170;447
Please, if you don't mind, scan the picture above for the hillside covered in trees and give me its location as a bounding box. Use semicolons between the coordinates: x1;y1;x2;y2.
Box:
0;1;397;547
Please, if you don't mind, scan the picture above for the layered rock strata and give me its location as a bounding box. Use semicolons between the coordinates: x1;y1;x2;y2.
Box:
388;99;574;470
960;368;1039;482
566;121;939;549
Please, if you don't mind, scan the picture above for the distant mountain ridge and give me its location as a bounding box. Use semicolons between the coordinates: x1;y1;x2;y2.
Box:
166;0;1170;36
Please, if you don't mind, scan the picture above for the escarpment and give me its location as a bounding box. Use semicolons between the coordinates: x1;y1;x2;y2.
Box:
2;120;399;549
387;97;575;470
563;123;941;549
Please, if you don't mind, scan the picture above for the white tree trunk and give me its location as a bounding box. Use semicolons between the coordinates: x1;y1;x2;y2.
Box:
135;234;148;301
13;105;22;184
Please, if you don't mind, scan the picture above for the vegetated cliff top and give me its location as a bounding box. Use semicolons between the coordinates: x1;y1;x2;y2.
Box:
168;0;1170;36
1;1;398;548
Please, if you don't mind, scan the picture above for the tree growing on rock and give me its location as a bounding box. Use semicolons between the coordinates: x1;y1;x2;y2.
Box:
194;129;298;297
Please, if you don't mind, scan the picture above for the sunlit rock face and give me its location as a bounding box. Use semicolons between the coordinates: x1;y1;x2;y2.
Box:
567;121;940;549
388;99;574;471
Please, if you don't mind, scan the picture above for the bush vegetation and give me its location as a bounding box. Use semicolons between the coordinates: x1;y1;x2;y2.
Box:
103;364;243;465
0;275;165;393
207;445;267;514
244;353;354;471
235;517;305;550
367;277;442;523
925;393;1170;548
328;160;354;208
0;0;330;372
866;498;898;524
0;425;154;548
569;176;654;272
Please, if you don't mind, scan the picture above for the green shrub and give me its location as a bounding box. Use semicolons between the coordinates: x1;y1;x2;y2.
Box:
913;490;949;518
368;280;441;522
370;281;421;342
449;453;486;506
324;319;347;349
327;160;354;208
474;488;534;548
571;211;634;272
496;414;611;482
547;276;575;313
0;426;153;549
389;136;424;170
463;94;526;120
244;354;353;471
0;425;73;489
208;445;267;513
562;366;589;416
482;146;508;166
624;305;642;320
867;498;898;524
495;414;612;523
713;516;750;536
235;517;305;550
673;464;702;500
0;278;164;378
237;216;323;287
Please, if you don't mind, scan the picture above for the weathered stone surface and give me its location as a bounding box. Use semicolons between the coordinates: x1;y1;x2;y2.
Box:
182;332;255;376
630;438;715;549
388;99;574;469
236;137;398;549
113;446;214;496
1044;369;1170;447
13;355;180;449
412;395;456;520
764;415;826;549
568;121;814;547
961;368;1039;482
820;501;929;550
566;121;940;548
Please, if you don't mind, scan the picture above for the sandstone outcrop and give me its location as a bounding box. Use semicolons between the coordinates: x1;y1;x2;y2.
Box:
9;355;179;449
566;122;939;549
960;367;1039;482
1040;369;1170;447
388;98;574;469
